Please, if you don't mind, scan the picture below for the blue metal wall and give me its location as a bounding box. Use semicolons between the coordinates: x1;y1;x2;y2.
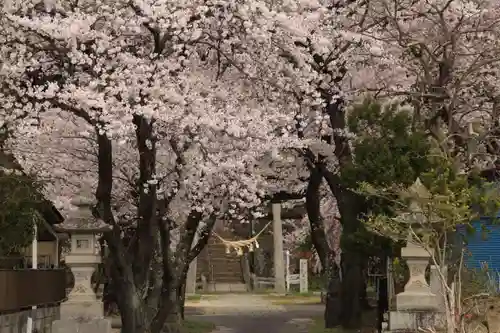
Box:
461;220;500;276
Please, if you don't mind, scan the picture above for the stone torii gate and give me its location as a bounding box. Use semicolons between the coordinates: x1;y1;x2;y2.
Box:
185;200;305;294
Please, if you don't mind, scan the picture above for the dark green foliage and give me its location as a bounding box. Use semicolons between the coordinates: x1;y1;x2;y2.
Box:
339;99;432;254
0;171;44;255
342;99;432;188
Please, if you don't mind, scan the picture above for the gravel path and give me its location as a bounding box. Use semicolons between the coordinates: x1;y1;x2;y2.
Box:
111;294;324;333
187;294;323;333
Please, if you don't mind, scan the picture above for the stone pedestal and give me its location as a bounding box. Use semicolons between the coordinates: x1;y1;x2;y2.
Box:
53;251;111;332
53;318;111;333
388;242;439;332
388;311;439;331
395;243;437;311
53;250;111;333
60;253;105;320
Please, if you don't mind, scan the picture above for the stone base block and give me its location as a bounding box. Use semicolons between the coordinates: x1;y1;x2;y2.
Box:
52;318;111;333
396;291;438;311
60;300;104;320
389;310;443;331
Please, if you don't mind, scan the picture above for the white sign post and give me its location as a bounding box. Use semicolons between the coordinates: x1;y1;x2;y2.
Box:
299;259;308;293
285;250;290;292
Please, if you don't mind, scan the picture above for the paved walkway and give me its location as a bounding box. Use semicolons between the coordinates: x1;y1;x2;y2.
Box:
187;294;323;333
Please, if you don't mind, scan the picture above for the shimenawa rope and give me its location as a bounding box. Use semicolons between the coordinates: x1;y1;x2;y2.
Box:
211;221;272;256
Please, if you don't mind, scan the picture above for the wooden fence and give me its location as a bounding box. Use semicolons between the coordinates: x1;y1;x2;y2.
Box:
0;269;66;312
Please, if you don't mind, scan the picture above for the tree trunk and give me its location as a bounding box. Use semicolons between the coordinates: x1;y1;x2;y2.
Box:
340;250;364;329
163;289;183;333
177;276;187;320
305;164;342;327
360;266;372;310
115;281;144;333
320;167;365;329
306;165;331;267
324;252;342;328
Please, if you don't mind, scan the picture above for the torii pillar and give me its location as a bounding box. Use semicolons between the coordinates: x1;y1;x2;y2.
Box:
185;232;199;295
272;203;286;294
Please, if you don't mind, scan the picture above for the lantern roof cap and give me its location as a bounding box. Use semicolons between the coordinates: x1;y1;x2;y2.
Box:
54;197;111;233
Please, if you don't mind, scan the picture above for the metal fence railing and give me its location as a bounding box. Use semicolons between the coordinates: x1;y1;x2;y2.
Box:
0;269;66;312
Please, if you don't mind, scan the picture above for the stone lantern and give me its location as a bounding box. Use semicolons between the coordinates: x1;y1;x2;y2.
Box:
54;197;111;320
395;178;437;311
388;178;439;332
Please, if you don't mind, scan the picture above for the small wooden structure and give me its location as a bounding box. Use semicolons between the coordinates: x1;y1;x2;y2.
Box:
0;269;66;312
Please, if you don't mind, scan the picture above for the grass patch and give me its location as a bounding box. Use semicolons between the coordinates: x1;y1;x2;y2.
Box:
199;289;273;294
180;319;216;333
264;291;318;298
186;295;203;302
263;292;321;305
185;294;219;304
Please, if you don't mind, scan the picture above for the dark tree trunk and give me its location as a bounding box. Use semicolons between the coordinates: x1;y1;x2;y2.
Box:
176;265;189;320
164;294;182;333
338;195;365;329
306;165;330;267
92;118;178;333
178;282;187;320
163;264;191;333
305;164;342;327
113;270;145;333
377;277;389;333
340;250;364;328
324;253;342;328
84;104;218;333
360;278;371;310
320;166;365;329
93;130;147;333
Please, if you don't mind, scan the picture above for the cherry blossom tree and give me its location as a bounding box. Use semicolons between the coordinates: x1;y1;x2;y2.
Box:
186;0;369;326
234;1;368;326
346;0;500;166
0;0;309;332
256;0;500;328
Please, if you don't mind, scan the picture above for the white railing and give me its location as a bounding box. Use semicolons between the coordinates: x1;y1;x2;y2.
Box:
253;251;309;293
285;250;308;293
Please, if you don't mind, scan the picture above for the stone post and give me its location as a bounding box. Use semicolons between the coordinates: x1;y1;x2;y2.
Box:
396;241;437;311
299;259;308;293
185;259;198;295
430;265;447;311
